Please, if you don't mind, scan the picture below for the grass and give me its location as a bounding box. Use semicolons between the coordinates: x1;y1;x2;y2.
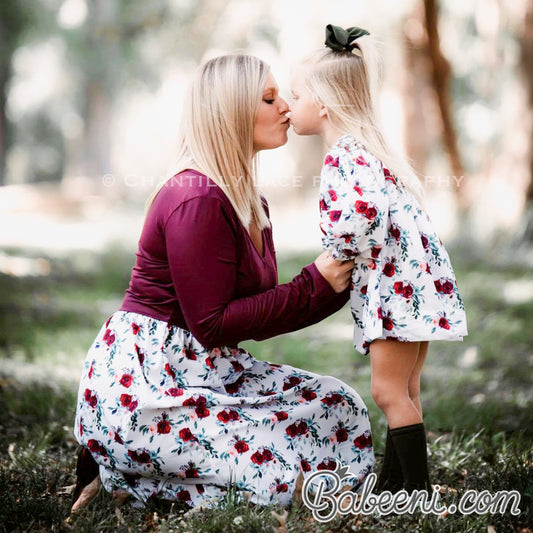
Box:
0;242;532;531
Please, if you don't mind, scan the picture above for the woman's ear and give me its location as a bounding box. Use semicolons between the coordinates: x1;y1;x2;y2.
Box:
318;105;328;118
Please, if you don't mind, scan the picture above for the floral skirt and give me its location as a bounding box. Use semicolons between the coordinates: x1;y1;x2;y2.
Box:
74;311;374;507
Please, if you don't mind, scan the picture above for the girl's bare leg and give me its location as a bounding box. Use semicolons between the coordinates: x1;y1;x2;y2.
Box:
369;339;422;429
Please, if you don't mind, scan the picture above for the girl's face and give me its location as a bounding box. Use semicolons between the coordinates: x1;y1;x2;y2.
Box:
289;71;323;136
253;72;290;153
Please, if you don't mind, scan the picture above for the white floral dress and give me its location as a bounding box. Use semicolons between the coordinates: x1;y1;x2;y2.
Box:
74;311;374;507
319;135;468;355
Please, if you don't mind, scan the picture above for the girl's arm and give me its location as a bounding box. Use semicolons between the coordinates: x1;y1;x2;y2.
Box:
319;146;389;261
165;195;348;350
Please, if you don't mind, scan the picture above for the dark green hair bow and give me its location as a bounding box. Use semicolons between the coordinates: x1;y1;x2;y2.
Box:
325;24;370;53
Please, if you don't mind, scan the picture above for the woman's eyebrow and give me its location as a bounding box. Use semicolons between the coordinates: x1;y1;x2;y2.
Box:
262;86;278;95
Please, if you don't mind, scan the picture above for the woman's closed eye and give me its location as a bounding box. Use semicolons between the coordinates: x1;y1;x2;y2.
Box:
263;98;275;104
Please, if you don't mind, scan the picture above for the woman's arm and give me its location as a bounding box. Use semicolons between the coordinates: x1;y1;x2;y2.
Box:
165;195;348;349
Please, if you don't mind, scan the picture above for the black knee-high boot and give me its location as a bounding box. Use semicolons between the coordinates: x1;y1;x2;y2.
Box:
389;422;431;493
375;426;404;493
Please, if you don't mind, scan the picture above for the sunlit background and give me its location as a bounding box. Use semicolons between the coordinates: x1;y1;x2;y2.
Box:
1;0;532;256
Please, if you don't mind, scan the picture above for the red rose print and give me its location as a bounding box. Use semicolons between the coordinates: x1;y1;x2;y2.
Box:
225;376;244;394
84;389;97;408
355;201;368;214
217;410;230;423
336;427;349;443
426;263;431;274
438;317;450;330
165;363;176;379
420;234;429;250
195;405;210;418
88;364;94;379
119;374;133;388
317;459;337;471
131;323;140;334
361;285;367;295
79;422;84;436
183;349;196;360
177;490;191;502
321;392;343;406
319;198;328;211
353;185;363;196
103;329;115;346
283;375;302;391
355;155;369;166
262;449;274;462
275;411;288;421
402;283;413;298
390;224;401;241
383;262;396;277
364;206;377;220
440;279;454;294
300;388;317;401
157;420;171;434
166;387;184;397
276;483;288;493
328;189;338;202
179;428;195;442
353;431;372;449
105;316;112;328
185;465;199;478
371;246;382;258
120;394;138;412
301;459;311;472
434;279;442;293
114;432;123;444
377;307;383;319
234;440;249;454
324;154;339;167
393;281;404;294
197;484;205;494
251;451;264;464
296;421;308;435
128;449;151;463
87;439;104;455
383;316;394;331
329;210;342;223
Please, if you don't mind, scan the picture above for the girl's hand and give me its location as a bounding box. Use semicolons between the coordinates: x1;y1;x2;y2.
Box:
314;251;355;293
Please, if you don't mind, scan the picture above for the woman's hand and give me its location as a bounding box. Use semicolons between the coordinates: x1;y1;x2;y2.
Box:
314;251;355;293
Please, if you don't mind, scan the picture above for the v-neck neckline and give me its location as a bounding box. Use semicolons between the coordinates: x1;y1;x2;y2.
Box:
245;224;266;260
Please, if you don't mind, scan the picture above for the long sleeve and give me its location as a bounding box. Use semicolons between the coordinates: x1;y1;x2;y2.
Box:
165;196;347;350
319;146;389;261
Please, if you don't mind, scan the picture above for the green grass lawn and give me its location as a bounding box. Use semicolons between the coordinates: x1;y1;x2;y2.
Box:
0;243;531;532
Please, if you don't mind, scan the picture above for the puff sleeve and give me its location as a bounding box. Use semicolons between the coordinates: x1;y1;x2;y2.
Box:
319;146;388;261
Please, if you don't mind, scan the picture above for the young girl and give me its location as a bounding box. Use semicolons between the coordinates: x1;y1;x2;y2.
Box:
289;25;468;493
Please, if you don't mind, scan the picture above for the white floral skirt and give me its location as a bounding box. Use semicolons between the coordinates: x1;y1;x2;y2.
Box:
74;311;374;507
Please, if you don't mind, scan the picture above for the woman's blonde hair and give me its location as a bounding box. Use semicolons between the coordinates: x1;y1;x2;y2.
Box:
301;36;423;198
147;54;271;230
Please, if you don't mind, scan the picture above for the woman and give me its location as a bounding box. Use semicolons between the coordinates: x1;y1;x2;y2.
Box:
73;54;374;510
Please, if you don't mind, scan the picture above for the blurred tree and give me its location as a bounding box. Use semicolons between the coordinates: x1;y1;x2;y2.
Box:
0;1;33;186
521;0;533;242
402;0;466;210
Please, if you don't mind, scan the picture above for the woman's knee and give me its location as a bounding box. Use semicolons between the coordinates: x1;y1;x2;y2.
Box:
371;382;403;411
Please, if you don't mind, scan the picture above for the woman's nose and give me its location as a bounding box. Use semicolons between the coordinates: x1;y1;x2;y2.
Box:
278;96;289;114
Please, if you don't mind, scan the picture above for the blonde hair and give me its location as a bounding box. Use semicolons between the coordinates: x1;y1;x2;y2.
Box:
302;36;423;198
147;54;271;230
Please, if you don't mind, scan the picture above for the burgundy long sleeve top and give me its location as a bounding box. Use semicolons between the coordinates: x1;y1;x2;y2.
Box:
120;169;349;350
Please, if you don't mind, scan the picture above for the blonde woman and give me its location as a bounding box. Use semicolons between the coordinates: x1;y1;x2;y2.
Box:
72;54;374;510
289;26;467;494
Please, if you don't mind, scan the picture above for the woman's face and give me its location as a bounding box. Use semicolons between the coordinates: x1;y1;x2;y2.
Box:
253;72;290;153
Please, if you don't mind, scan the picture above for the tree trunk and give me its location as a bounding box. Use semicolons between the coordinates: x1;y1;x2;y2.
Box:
422;0;467;209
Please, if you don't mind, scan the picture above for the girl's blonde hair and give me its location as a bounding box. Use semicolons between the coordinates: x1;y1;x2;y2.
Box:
302;36;423;198
147;54;271;230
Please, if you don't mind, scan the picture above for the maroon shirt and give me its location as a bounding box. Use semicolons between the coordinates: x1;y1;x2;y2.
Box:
120;169;349;349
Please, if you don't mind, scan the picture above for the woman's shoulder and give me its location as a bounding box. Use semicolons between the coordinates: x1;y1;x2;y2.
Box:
150;169;239;224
